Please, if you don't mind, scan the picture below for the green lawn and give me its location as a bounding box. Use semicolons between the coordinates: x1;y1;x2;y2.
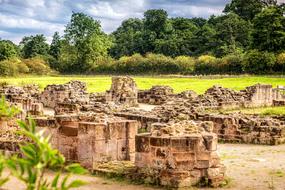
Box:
220;106;285;116
1;75;285;94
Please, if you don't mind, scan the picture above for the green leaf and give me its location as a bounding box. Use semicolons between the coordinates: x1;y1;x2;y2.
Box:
67;180;87;188
65;164;87;175
51;173;60;187
61;175;70;189
20;145;37;160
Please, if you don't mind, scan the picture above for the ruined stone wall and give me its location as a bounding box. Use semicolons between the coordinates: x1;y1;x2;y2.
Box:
189;84;285;109
40;81;89;108
245;84;275;107
199;113;285;145
138;86;174;105
35;113;138;168
78;120;137;169
115;111;160;131
135;121;225;188
0;84;43;118
106;76;138;107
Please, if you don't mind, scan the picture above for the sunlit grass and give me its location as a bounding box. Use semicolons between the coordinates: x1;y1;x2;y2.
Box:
221;106;285;116
1;75;285;94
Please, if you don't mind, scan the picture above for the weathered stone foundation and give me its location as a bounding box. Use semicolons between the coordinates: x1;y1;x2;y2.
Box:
135;121;225;188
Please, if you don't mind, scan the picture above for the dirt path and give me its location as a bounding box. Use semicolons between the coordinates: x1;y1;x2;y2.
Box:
215;144;285;190
2;144;285;190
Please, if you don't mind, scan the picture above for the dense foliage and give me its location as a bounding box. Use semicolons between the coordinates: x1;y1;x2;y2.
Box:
0;0;284;75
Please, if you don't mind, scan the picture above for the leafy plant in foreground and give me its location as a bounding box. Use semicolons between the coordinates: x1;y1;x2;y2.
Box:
7;118;87;190
0;96;20;118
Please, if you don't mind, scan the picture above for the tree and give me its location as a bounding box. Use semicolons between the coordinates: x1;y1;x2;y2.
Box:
154;18;198;56
190;23;217;55
190;17;207;28
143;9;169;38
224;0;264;20
252;7;285;52
261;0;278;6
49;32;62;70
141;9;172;54
20;35;49;58
49;32;61;60
62;12;112;72
0;40;18;61
214;13;252;56
110;18;143;58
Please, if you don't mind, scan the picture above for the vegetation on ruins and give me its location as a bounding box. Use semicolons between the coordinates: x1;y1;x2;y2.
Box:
0;98;87;190
0;0;284;75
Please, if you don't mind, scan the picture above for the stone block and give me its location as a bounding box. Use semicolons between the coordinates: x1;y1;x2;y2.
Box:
135;135;150;153
59;126;78;137
150;137;170;147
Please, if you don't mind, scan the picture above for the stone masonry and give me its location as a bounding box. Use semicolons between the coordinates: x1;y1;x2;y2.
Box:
106;76;138;107
198;113;285;145
135;120;225;187
40;80;89;108
138;85;174;105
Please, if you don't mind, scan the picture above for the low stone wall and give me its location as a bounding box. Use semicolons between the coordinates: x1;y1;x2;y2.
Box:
35;114;138;169
135;121;225;188
115;112;160;131
40;81;89;108
138;86;174;105
199;114;285;145
78;121;137;169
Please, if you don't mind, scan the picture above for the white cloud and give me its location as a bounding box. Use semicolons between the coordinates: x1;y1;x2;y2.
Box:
0;0;233;44
87;2;126;20
0;14;64;32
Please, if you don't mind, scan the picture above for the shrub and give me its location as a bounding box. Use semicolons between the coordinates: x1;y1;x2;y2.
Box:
88;56;115;74
145;53;178;74
195;55;217;74
115;54;146;74
175;56;195;74
22;57;51;75
276;52;285;72
220;53;244;74
17;61;30;74
243;50;276;74
0;59;19;76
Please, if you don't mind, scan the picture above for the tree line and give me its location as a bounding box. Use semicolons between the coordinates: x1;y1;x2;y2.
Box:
0;0;285;75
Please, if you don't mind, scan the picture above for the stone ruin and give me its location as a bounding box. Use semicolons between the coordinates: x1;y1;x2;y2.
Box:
138;85;174;105
185;84;285;109
0;84;43;119
34;114;138;169
40;80;89;108
2;76;285;188
106;76;138;107
136;120;225;187
198;113;285;145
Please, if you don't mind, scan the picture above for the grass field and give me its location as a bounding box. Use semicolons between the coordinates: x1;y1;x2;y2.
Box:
216;106;285;116
1;75;285;94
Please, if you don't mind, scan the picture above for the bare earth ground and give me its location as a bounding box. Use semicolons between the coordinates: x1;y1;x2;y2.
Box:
2;144;285;190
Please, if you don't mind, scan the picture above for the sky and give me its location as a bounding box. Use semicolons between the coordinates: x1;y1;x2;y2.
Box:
0;0;274;44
